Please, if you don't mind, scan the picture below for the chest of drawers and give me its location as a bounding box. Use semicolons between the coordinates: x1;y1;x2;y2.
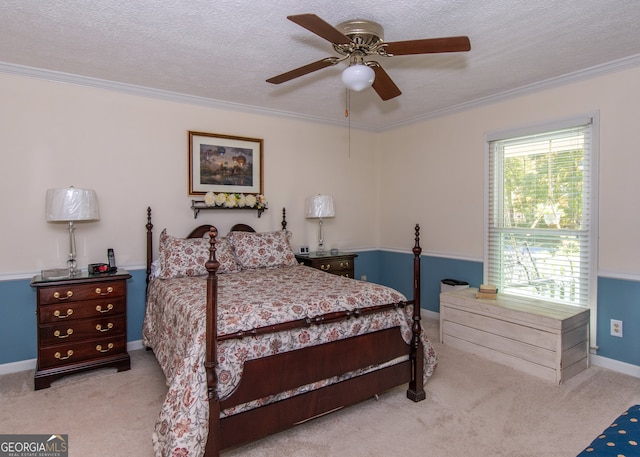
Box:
31;270;131;389
295;252;358;278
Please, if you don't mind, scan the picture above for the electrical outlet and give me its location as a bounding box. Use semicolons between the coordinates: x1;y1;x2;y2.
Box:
610;319;623;337
360;275;367;282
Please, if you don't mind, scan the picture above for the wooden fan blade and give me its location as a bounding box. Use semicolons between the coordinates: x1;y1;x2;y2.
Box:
371;65;401;101
384;36;471;55
266;58;338;84
287;14;351;45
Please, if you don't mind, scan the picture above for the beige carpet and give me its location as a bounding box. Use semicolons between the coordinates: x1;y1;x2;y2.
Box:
1;318;639;457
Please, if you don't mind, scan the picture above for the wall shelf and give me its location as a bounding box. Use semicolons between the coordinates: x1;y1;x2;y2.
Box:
190;200;266;219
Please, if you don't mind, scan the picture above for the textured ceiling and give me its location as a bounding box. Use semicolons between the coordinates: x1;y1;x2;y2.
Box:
1;0;640;130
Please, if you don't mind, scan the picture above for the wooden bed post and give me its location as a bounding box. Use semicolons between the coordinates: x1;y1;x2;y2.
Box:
204;227;221;457
407;224;426;402
145;207;153;292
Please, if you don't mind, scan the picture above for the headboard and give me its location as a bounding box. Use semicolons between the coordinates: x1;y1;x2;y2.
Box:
186;223;255;239
145;207;288;286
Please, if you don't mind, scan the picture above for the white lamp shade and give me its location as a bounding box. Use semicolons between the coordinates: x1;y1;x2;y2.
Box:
46;187;100;222
306;195;335;219
341;64;375;91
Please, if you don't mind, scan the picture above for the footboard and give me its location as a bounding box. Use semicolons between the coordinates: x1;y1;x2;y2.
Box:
222;326;408;408
220;327;411;448
203;224;425;456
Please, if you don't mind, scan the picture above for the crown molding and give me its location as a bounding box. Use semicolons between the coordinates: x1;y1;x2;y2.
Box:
2;54;640;132
0;61;367;130
383;53;640;130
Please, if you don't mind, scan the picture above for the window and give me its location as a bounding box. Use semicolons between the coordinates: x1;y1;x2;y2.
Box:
486;116;598;317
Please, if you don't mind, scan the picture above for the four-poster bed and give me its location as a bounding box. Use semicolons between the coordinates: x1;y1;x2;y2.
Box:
143;207;436;457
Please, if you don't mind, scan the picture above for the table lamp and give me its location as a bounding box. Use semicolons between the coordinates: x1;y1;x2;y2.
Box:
46;187;100;276
305;195;335;255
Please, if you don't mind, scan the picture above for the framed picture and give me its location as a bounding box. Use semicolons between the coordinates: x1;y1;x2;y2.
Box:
188;131;264;196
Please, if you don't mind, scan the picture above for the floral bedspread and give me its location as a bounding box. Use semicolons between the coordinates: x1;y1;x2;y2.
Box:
143;265;437;457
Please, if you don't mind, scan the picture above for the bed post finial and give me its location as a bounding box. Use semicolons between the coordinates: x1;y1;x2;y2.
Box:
281;208;287;231
407;223;426;402
205;226;220;273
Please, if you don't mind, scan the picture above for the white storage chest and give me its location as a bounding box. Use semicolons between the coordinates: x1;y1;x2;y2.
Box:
440;288;589;384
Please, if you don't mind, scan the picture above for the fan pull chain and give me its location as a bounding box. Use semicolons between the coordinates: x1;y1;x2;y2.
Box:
345;88;350;117
346;89;351;157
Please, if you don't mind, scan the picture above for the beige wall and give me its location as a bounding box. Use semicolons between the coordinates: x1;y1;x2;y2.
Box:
2;64;640;278
379;65;640;277
0;73;380;276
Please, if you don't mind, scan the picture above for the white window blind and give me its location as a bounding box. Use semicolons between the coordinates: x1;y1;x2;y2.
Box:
487;118;596;309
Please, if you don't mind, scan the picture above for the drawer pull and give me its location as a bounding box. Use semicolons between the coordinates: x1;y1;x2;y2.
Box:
54;328;74;339
54;350;74;360
53;290;73;300
96;343;114;353
320;264;331;271
96;304;114;313
96;323;114;332
339;262;350;268
95;286;114;296
54;309;74;319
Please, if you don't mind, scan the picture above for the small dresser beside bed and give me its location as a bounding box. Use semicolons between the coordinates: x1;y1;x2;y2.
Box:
142;207;437;457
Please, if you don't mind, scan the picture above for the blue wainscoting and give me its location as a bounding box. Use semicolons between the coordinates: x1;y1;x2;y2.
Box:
0;270;148;366
378;251;483;313
352;250;381;284
375;251;640;369
1;277;37;363
597;277;640;366
126;269;149;345
1;253;639;372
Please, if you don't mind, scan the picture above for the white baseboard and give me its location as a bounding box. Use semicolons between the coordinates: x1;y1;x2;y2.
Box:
590;353;640;378
0;358;36;376
1;336;638;380
127;339;144;352
421;309;440;320
0;340;145;376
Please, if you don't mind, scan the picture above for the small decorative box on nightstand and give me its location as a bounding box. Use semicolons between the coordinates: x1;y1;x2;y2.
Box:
30;269;132;390
295;252;358;278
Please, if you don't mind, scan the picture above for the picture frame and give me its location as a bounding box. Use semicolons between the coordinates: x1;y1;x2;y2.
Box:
188;131;264;196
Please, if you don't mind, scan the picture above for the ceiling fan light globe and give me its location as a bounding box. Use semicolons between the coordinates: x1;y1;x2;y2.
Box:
341;64;375;91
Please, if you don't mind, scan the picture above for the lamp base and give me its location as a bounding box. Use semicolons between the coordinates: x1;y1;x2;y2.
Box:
65;221;82;277
315;218;328;256
315;240;326;256
41;268;72;280
67;256;80;277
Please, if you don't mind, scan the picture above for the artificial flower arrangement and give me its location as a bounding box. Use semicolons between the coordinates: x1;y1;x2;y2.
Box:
204;191;267;209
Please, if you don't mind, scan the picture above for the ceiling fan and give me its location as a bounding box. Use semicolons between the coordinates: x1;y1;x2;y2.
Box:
266;13;471;101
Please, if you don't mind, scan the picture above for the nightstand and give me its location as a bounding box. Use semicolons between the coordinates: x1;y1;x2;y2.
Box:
30;269;131;389
295;252;358;278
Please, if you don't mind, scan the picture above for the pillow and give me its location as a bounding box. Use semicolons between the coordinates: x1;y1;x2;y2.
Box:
149;259;161;279
158;229;240;279
228;230;297;270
